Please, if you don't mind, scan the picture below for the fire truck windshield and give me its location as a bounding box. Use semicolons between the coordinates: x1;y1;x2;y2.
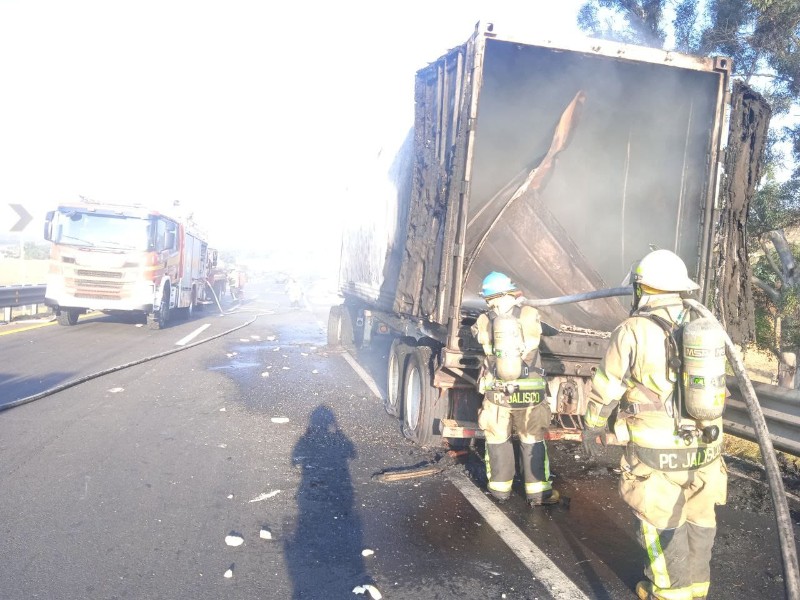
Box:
54;211;151;251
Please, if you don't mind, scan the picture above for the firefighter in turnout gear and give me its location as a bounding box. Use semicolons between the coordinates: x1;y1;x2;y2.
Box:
582;249;727;600
473;271;558;506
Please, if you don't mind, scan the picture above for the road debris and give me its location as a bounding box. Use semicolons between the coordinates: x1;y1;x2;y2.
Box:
249;490;281;503
261;371;270;377
361;549;374;557
223;566;234;578
219;407;226;412
372;467;444;482
260;527;272;540
352;584;382;599
108;387;124;393
225;534;244;547
271;417;289;424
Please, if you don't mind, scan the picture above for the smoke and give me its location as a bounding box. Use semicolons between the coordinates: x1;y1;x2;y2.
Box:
465;39;720;328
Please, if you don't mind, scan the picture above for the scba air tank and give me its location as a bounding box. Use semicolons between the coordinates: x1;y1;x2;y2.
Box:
492;312;524;380
682;317;727;420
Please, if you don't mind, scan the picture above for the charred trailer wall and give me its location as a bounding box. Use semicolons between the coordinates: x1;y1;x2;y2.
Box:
713;81;771;344
460;36;730;334
392;41;475;327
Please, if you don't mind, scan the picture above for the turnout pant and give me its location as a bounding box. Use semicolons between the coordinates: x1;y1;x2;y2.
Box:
620;450;727;599
477;399;551;501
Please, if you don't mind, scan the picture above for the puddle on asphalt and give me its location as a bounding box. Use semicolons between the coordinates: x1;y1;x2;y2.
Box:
209;360;262;371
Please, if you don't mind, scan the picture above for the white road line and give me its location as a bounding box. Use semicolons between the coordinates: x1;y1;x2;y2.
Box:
448;472;589;600
342;349;588;600
342;351;383;399
176;323;211;346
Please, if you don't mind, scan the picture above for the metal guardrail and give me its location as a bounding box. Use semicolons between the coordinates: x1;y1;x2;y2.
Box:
0;285;46;309
725;376;800;457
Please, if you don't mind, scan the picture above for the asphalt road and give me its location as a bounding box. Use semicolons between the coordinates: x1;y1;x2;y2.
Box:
0;279;798;599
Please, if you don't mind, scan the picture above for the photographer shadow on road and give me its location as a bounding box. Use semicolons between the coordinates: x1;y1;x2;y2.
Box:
285;405;372;599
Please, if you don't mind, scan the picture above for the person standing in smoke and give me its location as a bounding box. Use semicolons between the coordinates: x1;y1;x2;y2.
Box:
581;249;727;600
472;271;559;506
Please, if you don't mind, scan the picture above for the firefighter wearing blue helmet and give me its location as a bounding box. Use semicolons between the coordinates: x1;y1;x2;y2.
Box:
472;271;559;506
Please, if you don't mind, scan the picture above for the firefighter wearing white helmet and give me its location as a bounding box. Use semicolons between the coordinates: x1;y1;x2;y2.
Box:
581;249;727;600
472;271;559;506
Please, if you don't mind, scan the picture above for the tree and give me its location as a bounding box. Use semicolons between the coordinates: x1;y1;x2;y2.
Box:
579;0;800;386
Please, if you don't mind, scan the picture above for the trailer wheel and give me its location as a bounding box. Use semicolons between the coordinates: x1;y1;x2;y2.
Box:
57;308;80;326
347;305;365;348
327;305;343;346
402;345;444;447
327;305;353;348
385;337;413;418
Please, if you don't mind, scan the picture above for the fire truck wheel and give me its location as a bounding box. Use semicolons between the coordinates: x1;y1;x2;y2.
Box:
184;290;196;320
402;345;444;447
149;291;170;330
57;308;80;326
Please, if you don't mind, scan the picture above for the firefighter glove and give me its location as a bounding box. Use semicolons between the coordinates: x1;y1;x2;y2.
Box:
581;426;608;458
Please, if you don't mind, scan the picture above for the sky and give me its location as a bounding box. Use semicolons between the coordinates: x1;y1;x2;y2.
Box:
0;0;586;271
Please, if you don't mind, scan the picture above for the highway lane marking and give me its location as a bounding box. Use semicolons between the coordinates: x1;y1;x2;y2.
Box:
341;351;383;399
0;320;54;335
342;349;589;600
176;323;211;346
0;311;102;336
448;472;590;600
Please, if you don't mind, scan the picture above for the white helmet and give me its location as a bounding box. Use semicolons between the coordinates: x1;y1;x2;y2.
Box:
633;249;699;292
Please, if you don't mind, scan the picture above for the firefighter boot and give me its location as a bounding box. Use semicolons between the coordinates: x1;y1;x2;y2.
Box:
636;580;693;600
527;489;560;506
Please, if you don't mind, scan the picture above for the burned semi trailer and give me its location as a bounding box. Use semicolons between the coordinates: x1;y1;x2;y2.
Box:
330;22;732;447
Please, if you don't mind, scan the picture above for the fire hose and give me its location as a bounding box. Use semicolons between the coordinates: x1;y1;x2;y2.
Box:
685;298;800;599
522;287;800;598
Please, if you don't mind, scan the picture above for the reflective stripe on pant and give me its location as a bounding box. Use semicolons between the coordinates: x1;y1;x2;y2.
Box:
638;520;715;600
478;398;551;500
485;441;514;498
520;441;552;497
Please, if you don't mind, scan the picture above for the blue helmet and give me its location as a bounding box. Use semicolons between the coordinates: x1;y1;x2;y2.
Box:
481;271;517;298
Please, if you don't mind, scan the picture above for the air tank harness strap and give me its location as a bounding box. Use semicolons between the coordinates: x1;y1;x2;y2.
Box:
485;374;546;408
626;441;723;472
620;382;666;414
626;422;723;471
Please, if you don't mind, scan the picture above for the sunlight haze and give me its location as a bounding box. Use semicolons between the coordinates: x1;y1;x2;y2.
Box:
0;0;585;274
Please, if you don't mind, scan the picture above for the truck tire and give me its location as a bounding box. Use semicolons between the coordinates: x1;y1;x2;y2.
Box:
385;337;413;418
327;305;353;348
57;308;80;326
149;290;170;330
402;345;444;447
183;288;196;320
347;305;365;348
327;305;343;346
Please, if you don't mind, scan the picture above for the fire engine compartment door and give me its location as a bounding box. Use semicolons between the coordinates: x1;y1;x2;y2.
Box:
462;39;725;332
181;234;204;287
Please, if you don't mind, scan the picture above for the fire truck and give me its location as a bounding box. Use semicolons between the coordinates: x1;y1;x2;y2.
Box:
43;200;214;329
